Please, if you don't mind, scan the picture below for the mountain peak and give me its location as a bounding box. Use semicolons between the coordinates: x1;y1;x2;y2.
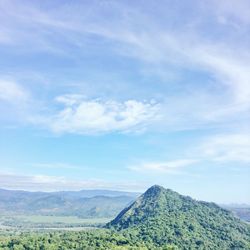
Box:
145;184;165;193
142;184;166;199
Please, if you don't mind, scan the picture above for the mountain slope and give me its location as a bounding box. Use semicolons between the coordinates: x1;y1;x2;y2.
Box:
107;185;250;249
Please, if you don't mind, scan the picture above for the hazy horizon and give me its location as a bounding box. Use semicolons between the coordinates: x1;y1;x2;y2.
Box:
1;185;250;206
0;0;249;204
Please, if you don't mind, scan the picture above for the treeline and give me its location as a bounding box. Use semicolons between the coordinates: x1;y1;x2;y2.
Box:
0;229;176;250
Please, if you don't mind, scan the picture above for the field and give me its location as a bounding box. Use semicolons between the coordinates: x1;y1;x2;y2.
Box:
0;214;111;232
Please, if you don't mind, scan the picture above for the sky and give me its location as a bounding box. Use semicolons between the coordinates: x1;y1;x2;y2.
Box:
0;0;249;203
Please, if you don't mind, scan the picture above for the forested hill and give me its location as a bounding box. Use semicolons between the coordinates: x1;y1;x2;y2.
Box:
107;185;250;249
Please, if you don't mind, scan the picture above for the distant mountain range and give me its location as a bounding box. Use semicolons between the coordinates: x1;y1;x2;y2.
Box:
107;185;250;249
221;204;250;222
0;187;249;224
0;188;139;218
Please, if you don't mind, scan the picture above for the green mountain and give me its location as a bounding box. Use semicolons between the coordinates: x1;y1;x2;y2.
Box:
107;185;250;249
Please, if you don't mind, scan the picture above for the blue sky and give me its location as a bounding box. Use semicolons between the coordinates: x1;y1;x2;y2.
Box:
0;0;249;203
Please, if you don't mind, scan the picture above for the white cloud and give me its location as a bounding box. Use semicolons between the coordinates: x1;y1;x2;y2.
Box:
129;159;198;174
34;95;160;134
200;133;250;163
0;80;29;103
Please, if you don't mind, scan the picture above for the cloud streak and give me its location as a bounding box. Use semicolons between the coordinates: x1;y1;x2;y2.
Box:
30;162;85;170
200;133;250;163
129;132;250;176
0;173;146;192
129;159;198;174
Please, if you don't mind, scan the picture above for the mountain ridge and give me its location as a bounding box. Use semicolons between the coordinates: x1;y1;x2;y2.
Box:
0;188;140;198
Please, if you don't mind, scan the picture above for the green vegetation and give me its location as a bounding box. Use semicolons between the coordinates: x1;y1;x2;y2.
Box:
0;215;111;230
0;229;176;250
0;185;249;249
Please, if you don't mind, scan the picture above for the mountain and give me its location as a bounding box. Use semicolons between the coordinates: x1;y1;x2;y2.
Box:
221;204;250;222
55;189;141;198
107;185;250;249
0;188;138;218
0;188;139;199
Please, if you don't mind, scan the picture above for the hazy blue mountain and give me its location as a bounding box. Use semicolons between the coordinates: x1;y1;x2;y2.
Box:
0;188;138;218
56;189;140;198
0;188;139;199
222;204;250;222
107;185;250;249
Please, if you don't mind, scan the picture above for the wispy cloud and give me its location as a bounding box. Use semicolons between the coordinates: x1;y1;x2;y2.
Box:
210;0;250;26
129;159;198;174
129;131;250;176
30;162;85;170
0;1;249;134
0;80;29;103
199;133;250;163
